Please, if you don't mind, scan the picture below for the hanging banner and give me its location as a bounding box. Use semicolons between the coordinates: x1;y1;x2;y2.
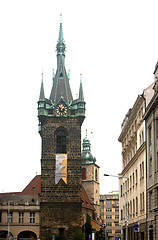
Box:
55;154;67;184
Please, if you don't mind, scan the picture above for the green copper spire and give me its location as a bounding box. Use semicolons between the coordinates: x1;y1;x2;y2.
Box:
39;71;45;100
50;14;73;104
79;73;84;101
56;14;66;58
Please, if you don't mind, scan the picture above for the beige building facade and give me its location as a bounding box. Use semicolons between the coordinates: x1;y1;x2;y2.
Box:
100;191;123;240
144;63;158;240
0;194;40;240
118;95;147;240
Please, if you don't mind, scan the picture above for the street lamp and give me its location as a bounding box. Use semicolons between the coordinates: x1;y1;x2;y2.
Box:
104;174;128;240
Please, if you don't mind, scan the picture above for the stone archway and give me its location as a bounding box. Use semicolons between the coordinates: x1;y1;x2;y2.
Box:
18;231;37;240
0;231;13;240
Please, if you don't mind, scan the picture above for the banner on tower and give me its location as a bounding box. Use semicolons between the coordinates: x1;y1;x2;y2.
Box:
55;154;67;184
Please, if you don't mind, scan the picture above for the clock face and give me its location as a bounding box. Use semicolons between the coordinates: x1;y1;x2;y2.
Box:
56;104;68;116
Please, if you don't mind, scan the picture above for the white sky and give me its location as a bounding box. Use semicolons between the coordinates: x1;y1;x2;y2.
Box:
0;0;158;194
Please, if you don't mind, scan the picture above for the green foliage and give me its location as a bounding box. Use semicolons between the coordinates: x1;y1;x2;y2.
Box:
44;232;52;240
55;234;66;240
73;231;85;240
82;219;93;240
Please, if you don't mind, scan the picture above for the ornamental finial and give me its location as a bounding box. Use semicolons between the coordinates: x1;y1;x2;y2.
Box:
80;73;82;82
86;129;87;137
60;13;62;23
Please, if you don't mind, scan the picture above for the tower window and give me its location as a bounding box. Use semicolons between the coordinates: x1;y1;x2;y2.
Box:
82;168;86;180
95;169;98;181
56;129;67;153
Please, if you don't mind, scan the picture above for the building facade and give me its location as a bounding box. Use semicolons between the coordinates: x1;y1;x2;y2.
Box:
0;175;41;240
0;175;97;240
100;191;123;240
144;63;158;240
37;15;86;239
82;133;100;221
118;95;147;240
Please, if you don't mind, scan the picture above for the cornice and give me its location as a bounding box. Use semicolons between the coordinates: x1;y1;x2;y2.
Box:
120;142;146;176
118;95;144;142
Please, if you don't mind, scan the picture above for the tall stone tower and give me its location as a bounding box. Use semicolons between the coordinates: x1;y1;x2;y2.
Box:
81;132;100;221
38;15;86;239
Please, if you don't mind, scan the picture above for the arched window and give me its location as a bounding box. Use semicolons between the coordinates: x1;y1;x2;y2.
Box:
56;129;67;153
95;169;98;181
82;168;86;180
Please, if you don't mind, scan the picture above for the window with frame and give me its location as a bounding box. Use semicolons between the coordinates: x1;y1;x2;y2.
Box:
135;169;138;185
149;125;152;144
106;208;111;212
121;210;123;220
142;162;144;178
136;197;138;216
149;191;153;211
7;212;13;223
130;175;132;190
56;129;67;153
30;212;35;223
95;169;98;181
140;193;142;212
133;172;135;188
140;164;142;180
120;185;123;197
149;158;152;176
19;212;24;223
133;199;135;216
142;192;145;211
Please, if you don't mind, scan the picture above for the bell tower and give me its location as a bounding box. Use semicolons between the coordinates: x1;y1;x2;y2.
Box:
38;15;86;239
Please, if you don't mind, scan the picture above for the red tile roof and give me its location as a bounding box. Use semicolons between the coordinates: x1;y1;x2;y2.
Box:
21;175;41;195
81;186;95;211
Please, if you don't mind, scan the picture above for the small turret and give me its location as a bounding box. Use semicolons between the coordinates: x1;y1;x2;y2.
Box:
82;130;96;164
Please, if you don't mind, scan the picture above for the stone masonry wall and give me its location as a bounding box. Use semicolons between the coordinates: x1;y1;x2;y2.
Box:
40;116;83;239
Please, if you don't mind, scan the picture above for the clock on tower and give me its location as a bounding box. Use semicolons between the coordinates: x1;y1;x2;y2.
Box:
38;15;86;239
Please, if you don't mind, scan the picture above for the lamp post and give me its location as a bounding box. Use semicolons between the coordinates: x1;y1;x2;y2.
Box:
7;201;11;240
104;174;128;240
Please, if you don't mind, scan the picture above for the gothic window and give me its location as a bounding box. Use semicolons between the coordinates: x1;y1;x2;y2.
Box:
82;168;86;180
56;129;67;153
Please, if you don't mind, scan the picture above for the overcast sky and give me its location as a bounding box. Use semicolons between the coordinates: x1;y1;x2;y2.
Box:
0;0;158;194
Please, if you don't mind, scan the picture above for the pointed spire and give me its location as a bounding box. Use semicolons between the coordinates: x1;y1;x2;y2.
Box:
50;15;73;104
56;13;66;56
39;71;45;100
79;73;84;101
58;14;64;43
